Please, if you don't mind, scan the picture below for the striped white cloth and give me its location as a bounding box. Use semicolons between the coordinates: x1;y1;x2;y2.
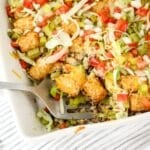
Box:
0;91;150;150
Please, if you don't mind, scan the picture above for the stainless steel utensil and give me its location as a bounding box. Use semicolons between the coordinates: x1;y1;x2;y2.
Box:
0;78;94;119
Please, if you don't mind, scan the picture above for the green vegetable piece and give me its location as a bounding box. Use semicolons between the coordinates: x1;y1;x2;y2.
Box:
69;120;77;125
138;84;149;96
42;4;52;13
54;16;62;25
50;86;58;97
42;24;52;37
127;28;133;34
69;95;86;108
130;33;140;43
11;32;20;40
49;22;55;31
138;44;148;56
40;36;47;46
37;109;53;131
40;118;49;125
27;48;41;59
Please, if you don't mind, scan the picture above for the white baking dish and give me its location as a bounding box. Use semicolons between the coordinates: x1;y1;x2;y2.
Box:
0;0;150;141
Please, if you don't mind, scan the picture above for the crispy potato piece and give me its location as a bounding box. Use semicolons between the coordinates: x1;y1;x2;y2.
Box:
17;32;40;52
56;74;80;96
70;37;84;53
14;16;34;31
29;62;52;80
29;62;62;80
83;74;107;102
130;94;150;111
92;0;109;13
120;76;139;92
55;65;86;96
62;20;77;36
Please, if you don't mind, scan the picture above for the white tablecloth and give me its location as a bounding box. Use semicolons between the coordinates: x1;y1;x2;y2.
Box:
0;91;150;150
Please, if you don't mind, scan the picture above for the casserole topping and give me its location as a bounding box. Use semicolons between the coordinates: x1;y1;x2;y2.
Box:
7;0;150;130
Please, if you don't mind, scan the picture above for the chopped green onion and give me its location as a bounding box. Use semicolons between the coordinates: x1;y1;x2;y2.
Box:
113;68;120;88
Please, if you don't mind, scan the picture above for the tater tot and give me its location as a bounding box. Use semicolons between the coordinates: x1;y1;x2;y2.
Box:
83;74;107;102
14;16;34;31
120;76;140;92
17;32;40;52
130;94;150;111
55;65;86;96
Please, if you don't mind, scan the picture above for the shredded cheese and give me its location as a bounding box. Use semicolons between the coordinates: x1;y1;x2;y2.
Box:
46;30;72;49
69;18;80;40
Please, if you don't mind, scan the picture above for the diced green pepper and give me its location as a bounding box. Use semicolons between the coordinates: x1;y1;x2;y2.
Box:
42;24;52;37
69;95;86;108
40;118;49;125
40;36;47;46
50;86;58;97
37;109;53;131
130;33;140;43
138;44;148;56
27;48;41;59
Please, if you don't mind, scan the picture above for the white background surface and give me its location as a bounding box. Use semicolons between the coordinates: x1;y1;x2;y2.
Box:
0;91;150;150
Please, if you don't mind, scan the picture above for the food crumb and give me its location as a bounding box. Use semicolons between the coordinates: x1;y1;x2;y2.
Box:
12;69;22;79
75;126;85;134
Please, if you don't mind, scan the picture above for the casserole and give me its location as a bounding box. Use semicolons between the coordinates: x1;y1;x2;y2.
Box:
0;0;150;141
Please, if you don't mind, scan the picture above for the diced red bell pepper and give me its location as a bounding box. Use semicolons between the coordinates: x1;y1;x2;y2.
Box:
137;57;147;69
115;19;128;32
136;7;149;17
115;19;128;38
34;0;48;6
145;34;150;41
19;60;28;69
128;42;138;48
6;5;14;17
98;7;111;24
130;49;138;57
114;7;121;13
23;0;33;9
89;57;106;70
105;52;114;58
53;94;60;101
11;41;19;49
55;4;71;15
117;93;128;102
58;122;68;129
